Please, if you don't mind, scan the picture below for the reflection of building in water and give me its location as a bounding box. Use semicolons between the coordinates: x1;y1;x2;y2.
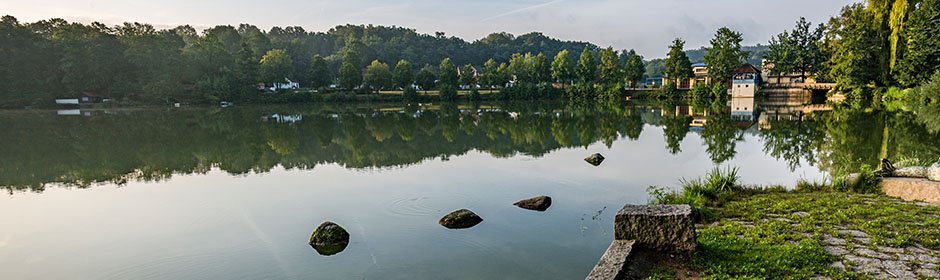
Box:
661;105;710;128
263;114;303;124
758;93;832;130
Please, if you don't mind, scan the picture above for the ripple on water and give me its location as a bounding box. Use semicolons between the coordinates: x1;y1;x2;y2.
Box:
384;196;438;217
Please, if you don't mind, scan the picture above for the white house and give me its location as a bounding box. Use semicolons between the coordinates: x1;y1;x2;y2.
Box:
269;78;300;92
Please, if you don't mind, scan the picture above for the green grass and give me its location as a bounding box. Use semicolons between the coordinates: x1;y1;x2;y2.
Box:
647;168;940;279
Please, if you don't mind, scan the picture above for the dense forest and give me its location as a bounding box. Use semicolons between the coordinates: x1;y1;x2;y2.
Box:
1;0;939;108
0;16;598;107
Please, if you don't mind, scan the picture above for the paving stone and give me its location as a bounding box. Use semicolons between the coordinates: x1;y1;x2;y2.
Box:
830;261;846;270
823;235;846;246
857;248;894;259
825;246;850;256
881;260;916;279
877;246;905;254
916;268;940;278
839;229;870;238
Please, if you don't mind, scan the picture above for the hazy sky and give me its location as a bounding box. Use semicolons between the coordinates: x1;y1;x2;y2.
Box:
0;0;860;57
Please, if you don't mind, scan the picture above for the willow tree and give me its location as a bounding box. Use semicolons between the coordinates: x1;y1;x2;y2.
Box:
868;0;922;70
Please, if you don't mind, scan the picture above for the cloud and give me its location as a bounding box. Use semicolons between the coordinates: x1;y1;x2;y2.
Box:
481;0;566;21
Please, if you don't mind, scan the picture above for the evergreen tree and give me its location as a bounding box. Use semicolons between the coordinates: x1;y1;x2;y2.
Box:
704;27;747;84
598;47;623;85
665;38;693;85
623;49;645;89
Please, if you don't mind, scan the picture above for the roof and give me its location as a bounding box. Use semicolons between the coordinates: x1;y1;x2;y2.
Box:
733;64;760;74
691;62;706;67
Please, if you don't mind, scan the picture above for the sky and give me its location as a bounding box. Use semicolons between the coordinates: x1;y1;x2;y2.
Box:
0;0;860;58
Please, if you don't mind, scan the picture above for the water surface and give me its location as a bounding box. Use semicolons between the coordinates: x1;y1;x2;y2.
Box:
1;100;937;279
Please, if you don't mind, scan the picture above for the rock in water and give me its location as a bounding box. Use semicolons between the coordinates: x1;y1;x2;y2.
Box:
514;195;552;211
585;153;605;166
309;221;350;256
894;166;927;178
929;162;940;182
439;209;483;229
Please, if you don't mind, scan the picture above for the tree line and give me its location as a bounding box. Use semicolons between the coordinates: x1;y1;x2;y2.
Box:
762;0;940;100
3;0;938;107
0;16;597;107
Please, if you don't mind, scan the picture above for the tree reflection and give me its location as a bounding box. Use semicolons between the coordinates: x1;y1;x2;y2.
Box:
2;101;938;192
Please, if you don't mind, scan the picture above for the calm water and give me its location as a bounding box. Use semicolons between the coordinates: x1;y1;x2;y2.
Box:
1;99;937;279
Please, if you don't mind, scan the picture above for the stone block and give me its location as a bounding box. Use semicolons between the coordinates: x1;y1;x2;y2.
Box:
881;177;940;204
614;204;696;253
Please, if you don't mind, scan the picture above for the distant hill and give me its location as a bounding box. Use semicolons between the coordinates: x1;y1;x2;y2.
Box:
685;45;769;66
644;45;769;78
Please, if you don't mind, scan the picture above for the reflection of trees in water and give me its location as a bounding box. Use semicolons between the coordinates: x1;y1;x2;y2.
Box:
758;119;824;171
3;102;938;192
662;115;692;154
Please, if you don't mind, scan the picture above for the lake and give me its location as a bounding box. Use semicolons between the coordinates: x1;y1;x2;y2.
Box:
1;98;937;279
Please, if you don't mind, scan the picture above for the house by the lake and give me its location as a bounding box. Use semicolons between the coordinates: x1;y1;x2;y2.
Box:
264;78;300;92
661;63;712;89
731;64;760;98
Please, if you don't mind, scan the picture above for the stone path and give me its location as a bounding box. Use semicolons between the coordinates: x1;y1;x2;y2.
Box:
821;228;940;279
720;213;940;279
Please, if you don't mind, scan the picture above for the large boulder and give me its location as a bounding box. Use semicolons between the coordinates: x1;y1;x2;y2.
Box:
584;153;605;166
513;195;552;211
894;166;927;178
929;162;940;182
309;221;350;256
614;204;696;253
439;209;483;229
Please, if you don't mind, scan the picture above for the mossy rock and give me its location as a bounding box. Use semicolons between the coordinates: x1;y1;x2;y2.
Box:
439;209;483;229
309;221;350;255
585;153;605;166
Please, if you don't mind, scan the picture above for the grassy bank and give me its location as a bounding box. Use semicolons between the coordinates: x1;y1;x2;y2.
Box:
648;169;940;279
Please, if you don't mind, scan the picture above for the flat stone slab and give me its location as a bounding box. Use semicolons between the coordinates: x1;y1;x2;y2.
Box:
585;240;636;280
615;204;696;253
881;178;940;204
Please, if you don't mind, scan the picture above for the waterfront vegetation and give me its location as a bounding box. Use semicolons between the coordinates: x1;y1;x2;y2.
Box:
649;168;940;279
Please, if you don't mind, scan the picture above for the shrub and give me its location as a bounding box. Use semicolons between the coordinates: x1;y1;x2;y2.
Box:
648;167;741;221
